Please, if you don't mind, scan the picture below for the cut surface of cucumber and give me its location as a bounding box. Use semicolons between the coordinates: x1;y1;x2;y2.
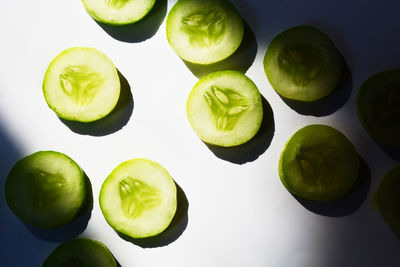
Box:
279;125;359;201
43;47;120;123
5;151;87;228
166;0;244;65
82;0;156;25
187;70;263;147
43;238;117;267
100;159;177;239
357;70;400;147
373;164;400;235
264;26;342;102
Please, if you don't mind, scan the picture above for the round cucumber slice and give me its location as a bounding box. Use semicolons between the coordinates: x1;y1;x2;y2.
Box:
373;164;400;235
43;47;120;123
166;0;244;65
357;70;400;147
186;70;263;147
279;125;359;201
43;238;117;267
81;0;156;25
264;25;342;102
100;159;177;239
5;151;87;228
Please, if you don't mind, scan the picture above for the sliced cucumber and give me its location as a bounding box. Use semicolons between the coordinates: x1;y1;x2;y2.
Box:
279;125;359;201
187;70;263;147
82;0;156;25
43;238;117;267
166;0;244;65
373;164;400;235
5;151;87;228
43;47;120;123
100;159;177;239
264;26;342;102
357;70;400;147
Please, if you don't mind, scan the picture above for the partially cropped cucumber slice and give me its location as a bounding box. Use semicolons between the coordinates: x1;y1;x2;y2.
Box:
100;159;177;239
5;151;87;228
43;47;120;123
373;164;400;235
187;70;263;147
357;70;400;147
43;238;117;267
264;26;342;102
166;0;244;65
82;0;156;25
279;125;359;201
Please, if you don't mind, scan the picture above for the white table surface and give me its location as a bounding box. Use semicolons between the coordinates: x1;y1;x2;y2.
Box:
1;0;399;266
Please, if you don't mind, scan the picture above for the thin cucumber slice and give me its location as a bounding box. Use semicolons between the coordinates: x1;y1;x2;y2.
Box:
357;70;400;147
264;26;342;102
279;125;359;201
373;164;400;235
43;238;117;267
166;0;244;65
82;0;156;25
100;159;177;239
187;70;263;147
43;47;120;123
5;151;87;228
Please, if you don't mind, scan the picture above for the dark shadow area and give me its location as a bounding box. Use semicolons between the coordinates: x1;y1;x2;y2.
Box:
25;173;93;242
96;0;167;43
61;70;134;136
183;21;258;78
379;144;400;161
117;182;188;248
295;155;371;217
206;96;274;164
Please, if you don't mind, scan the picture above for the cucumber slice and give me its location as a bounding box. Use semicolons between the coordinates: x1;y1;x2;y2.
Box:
279;125;359;201
357;70;400;147
43;47;120;123
166;0;244;65
373;164;400;235
264;26;342;102
5;151;87;228
187;70;263;147
100;159;177;239
43;238;117;267
81;0;156;25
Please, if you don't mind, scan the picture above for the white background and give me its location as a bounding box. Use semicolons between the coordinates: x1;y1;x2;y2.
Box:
1;0;400;266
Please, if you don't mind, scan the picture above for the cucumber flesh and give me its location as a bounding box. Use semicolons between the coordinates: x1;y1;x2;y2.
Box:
100;159;177;239
187;70;263;147
5;151;87;228
43;47;120;123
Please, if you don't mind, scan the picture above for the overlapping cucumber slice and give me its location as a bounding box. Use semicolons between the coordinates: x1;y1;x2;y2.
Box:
82;0;156;25
100;159;177;239
43;47;120;123
5;151;87;228
43;238;117;267
166;0;244;65
186;70;263;147
264;26;342;102
279;125;359;201
357;70;400;147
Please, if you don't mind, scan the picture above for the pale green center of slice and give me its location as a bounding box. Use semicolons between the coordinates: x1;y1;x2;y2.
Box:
105;0;130;9
373;83;400;129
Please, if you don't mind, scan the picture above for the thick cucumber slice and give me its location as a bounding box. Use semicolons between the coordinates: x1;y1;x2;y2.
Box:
100;159;177;239
166;0;244;65
5;151;87;228
357;70;400;147
264;26;342;102
82;0;156;25
43;238;117;267
279;125;359;201
43;47;120;123
373;165;400;235
187;70;263;147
